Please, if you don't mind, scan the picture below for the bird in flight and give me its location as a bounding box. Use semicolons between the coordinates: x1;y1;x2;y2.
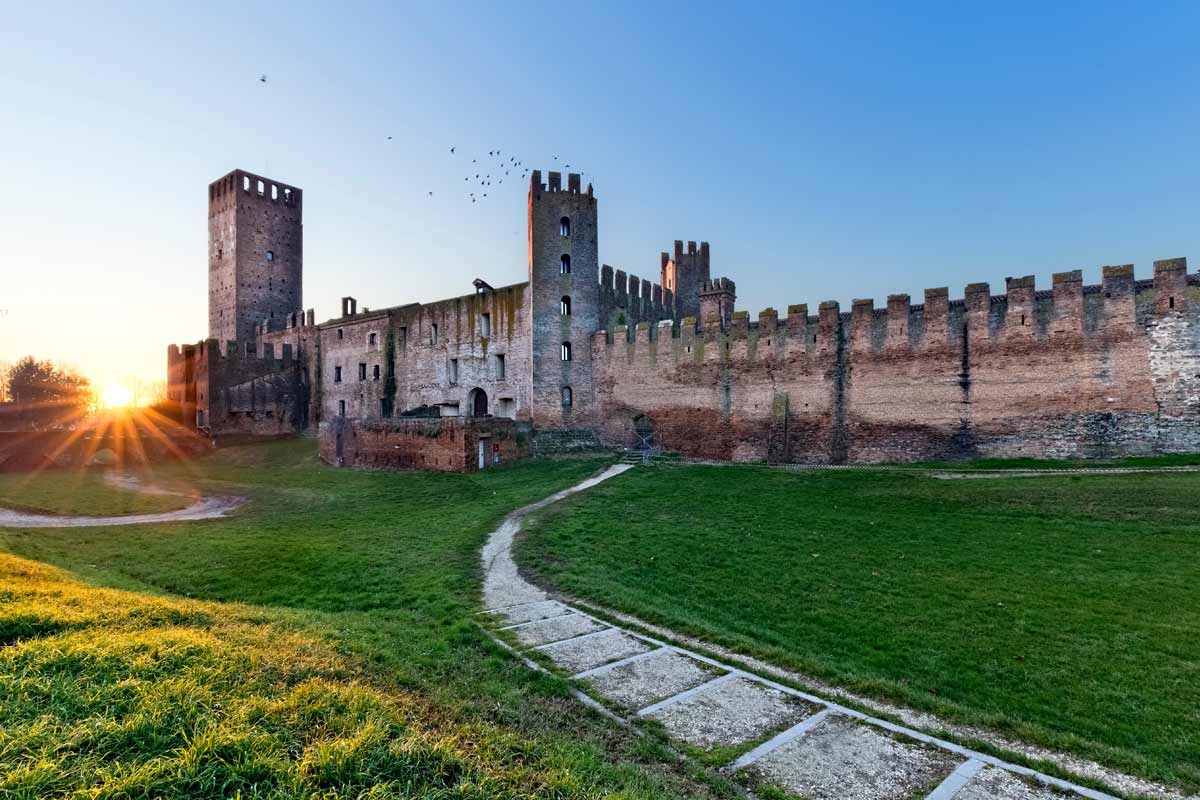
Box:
259;74;267;83
387;136;393;140
450;146;455;154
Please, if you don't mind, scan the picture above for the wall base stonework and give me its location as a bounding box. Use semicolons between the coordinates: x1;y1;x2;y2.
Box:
319;417;530;472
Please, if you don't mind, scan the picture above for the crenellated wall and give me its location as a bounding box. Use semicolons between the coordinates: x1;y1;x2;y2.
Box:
592;260;1200;463
167;336;307;437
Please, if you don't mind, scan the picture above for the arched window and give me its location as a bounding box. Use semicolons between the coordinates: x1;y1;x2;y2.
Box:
560;254;571;274
266;250;274;263
560;216;571;237
561;386;573;407
561;341;572;361
560;295;571;316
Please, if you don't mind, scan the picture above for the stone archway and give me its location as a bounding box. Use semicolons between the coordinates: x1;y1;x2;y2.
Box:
470;388;489;418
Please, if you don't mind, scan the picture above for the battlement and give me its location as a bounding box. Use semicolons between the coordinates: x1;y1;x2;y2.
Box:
594;259;1197;355
208;168;302;215
700;277;736;295
529;169;593;199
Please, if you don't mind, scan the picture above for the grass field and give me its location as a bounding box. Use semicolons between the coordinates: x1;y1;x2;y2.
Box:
518;463;1200;790
0;470;190;516
0;441;733;799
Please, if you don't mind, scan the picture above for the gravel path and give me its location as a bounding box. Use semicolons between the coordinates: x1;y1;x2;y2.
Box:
479;463;1195;800
0;472;244;528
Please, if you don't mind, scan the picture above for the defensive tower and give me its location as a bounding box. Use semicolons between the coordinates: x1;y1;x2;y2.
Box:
528;170;600;426
661;240;711;319
208;169;303;343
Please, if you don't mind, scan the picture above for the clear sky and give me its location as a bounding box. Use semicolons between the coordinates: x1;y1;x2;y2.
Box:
3;2;1199;392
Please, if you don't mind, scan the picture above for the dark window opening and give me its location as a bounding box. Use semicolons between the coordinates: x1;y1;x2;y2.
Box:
449;358;459;385
495;353;506;379
560;254;571;274
561;386;573;407
481;313;491;337
334;366;343;383
338;400;346;417
561;295;571;315
266;250;274;263
358;363;367;381
373;364;380;380
337;328;344;340
1169;296;1176;309
560;216;570;237
561;341;572;361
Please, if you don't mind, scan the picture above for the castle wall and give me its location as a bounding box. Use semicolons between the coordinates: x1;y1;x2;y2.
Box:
319;416;530;471
593;262;1200;462
319;283;532;422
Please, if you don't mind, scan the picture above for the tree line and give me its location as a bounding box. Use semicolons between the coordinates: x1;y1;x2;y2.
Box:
0;357;95;430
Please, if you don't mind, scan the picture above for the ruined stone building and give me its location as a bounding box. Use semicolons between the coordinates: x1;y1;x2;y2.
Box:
168;167;1200;469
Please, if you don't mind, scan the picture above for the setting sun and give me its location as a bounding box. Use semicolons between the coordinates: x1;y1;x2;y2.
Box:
102;382;132;408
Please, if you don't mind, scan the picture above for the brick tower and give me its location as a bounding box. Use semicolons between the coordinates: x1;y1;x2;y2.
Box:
660;240;711;319
208;169;303;343
527;170;600;427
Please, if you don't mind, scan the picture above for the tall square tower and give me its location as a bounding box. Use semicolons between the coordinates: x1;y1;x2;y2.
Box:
527;170;599;427
208;169;303;343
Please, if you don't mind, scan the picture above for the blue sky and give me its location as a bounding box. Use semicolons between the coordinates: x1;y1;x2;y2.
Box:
2;2;1199;390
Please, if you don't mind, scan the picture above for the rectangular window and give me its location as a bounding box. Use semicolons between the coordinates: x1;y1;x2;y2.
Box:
337;328;344;340
495;353;506;379
431;323;438;345
368;332;377;349
481;313;491;338
373;364;381;381
399;327;407;350
338;400;346;417
334;366;342;383
358;363;367;381
449;358;459;385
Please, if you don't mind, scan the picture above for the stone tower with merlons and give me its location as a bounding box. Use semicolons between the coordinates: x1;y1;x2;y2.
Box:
527;170;600;428
208;169;304;343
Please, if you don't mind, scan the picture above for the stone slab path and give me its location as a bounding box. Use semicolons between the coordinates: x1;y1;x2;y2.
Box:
479;463;1192;800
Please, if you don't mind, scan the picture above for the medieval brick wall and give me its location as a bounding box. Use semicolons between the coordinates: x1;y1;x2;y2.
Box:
593;261;1200;463
167;338;306;438
319;416;530;471
316;282;532;423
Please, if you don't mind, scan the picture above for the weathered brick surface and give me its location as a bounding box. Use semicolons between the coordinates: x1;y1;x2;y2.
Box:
208;170;302;343
319;416;529;471
592;267;1200;463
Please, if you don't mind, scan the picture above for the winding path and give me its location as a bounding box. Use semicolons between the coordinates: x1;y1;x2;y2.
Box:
0;473;243;528
479;463;1193;800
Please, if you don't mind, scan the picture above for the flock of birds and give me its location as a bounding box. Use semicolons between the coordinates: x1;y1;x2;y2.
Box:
257;73;584;205
434;148;582;203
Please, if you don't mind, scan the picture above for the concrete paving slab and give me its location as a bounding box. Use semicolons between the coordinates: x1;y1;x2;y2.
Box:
748;713;958;800
645;675;817;751
954;765;1075;799
539;628;654;673
489;600;572;626
511;613;607;647
584;649;724;710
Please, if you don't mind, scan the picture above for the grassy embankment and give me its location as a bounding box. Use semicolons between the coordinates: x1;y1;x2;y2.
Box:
0;440;731;798
519;462;1200;791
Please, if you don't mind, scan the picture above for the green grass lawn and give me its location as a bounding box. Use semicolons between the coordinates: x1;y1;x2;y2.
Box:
0;441;733;799
518;464;1200;791
0;469;190;516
